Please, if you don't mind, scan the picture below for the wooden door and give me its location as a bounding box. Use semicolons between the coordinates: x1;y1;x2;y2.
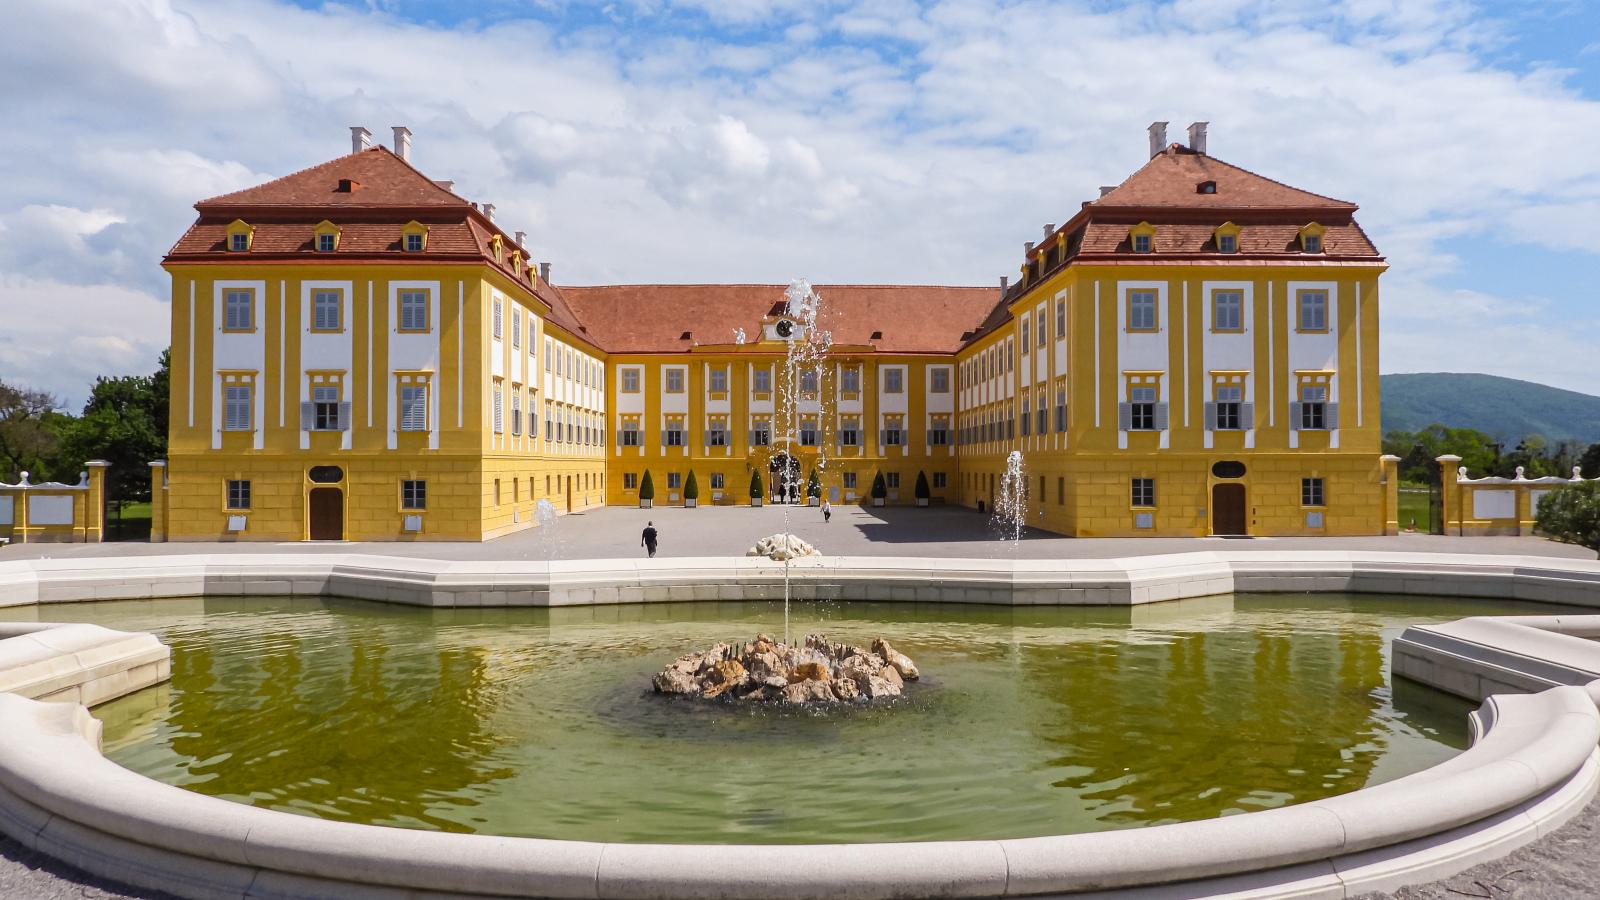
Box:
308;488;344;541
1212;483;1247;536
565;476;573;513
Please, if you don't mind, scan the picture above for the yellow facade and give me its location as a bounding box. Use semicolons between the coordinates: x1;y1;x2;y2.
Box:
162;127;1388;540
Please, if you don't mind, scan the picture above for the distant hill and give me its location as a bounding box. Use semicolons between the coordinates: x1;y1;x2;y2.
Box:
1381;373;1600;445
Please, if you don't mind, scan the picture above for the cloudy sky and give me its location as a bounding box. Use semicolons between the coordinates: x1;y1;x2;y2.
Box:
3;0;1598;408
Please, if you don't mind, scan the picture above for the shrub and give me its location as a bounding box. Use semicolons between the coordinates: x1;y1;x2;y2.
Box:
639;470;655;501
915;470;930;500
1534;481;1600;557
684;471;700;501
806;468;821;499
871;472;887;499
750;469;763;498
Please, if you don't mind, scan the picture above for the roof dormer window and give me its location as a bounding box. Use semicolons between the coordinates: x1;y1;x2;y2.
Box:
490;234;503;263
1197;180;1217;194
1215;221;1240;254
312;220;341;253
224;219;254;252
1299;222;1326;254
1129;221;1156;254
401;220;429;253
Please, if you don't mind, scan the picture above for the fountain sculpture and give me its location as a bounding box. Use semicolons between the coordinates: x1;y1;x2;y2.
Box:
652;633;920;703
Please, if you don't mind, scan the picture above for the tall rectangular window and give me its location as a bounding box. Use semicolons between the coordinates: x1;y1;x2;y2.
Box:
709;369;728;393
1131;478;1156;508
1301;477;1326;507
664;422;684;446
931;367;949;393
1036;310;1047;346
620;421;640;446
667;472;682;490
881;420;903;446
511;391;522;436
312;385;341;431
1300;385;1328;429
622;369;640;392
224;289;253;330
751;419;770;446
545;339;553;371
1215;385;1242;430
928;418;948;445
840;368;859;394
512;309;522;349
1129;387;1157;430
1133;233;1152;253
665;369;685;393
1020;319;1029;350
1055;298;1066;338
1128;291;1157;331
799;369;818;394
492;298;503;340
843;472;858;490
223;384;252;431
708;422;727;446
399;385;427;431
226;479;251;510
884;368;903;393
1297;291;1328;332
1036;393;1048;434
623;473;638;490
1213;291;1243;331
754;368;772;393
312;290;341;331
1055;388;1067;432
799;419;817;446
402;480;427;510
1218;233;1237;253
398;290;428;331
492;383;504;434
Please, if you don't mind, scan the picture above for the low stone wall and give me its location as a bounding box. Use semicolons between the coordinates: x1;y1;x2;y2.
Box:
1396;615;1600;702
0;623;170;708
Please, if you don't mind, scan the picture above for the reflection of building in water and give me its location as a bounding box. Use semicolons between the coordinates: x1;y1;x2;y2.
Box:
1032;622;1385;825
162;608;511;831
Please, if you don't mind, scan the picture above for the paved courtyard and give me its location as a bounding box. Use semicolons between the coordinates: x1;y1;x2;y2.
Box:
2;503;1592;561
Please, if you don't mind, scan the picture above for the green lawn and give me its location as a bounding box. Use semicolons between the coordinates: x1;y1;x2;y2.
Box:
106;501;151;542
1396;488;1434;533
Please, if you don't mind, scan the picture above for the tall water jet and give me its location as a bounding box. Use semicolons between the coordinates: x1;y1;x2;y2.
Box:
773;280;832;644
993;450;1027;545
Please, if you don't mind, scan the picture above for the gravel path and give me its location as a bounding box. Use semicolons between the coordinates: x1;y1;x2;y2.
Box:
0;832;174;899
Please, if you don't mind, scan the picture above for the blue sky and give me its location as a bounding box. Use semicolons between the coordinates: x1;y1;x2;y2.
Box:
2;0;1599;408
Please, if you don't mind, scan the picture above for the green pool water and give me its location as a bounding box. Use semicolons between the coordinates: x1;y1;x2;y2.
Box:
5;594;1549;843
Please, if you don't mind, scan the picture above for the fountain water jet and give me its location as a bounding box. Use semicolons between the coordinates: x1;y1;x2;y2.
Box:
993;450;1027;545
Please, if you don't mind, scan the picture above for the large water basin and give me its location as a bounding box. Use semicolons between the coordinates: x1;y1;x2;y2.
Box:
2;593;1558;844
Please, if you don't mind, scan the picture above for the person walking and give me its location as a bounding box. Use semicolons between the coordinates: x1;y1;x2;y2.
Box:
641;521;659;558
821;499;832;524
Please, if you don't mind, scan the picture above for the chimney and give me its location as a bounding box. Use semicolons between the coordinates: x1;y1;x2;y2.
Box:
538;262;552;283
1187;121;1208;154
482;203;496;221
1024;241;1035;254
1042;223;1056;241
1099;185;1116;197
999;275;1009;297
434;179;454;191
514;231;526;247
1148;121;1168;158
391;126;412;162
350;126;372;155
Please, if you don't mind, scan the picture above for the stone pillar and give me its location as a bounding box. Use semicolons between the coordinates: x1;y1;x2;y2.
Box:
84;460;110;543
1379;454;1401;536
1436;454;1463;536
148;461;168;543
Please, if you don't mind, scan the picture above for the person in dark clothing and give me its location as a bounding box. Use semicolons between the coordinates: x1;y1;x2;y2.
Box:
641;521;659;558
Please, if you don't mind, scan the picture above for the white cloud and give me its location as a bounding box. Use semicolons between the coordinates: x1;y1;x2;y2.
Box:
1;0;1599;405
0;276;169;408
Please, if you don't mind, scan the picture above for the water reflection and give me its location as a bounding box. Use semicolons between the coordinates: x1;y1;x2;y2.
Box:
35;593;1542;843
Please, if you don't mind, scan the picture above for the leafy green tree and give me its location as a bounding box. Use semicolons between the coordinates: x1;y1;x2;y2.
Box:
749;469;763;500
1534;481;1600;558
914;470;930;501
805;468;820;499
1579;443;1600;479
0;380;63;481
683;470;699;502
870;472;887;499
52;350;171;518
638;470;655;503
1384;425;1499;483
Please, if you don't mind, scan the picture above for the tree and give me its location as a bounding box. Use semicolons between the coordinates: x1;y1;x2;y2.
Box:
914;470;931;501
749;469;763;499
1383;425;1499;483
1534;481;1600;558
805;468;821;499
52;350;171;519
683;470;699;502
0;380;62;481
639;470;655;503
870;472;887;499
1580;443;1600;479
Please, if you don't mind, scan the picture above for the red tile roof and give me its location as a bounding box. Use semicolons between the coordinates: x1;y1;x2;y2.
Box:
1093;145;1355;211
197;147;466;210
1076;221;1377;256
557;284;998;354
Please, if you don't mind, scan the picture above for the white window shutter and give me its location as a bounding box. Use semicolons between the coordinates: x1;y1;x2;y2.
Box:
1241;403;1255;430
300;402;315;431
337;401;352;431
1289;401;1302;430
1325;403;1340;430
1203;402;1217;430
1117;402;1132;431
1154;403;1169;431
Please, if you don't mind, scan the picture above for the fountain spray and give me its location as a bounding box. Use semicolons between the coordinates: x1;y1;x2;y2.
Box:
775;280;832;644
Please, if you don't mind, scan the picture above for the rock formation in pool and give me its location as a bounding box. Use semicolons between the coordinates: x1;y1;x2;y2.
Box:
652;633;920;704
746;533;819;561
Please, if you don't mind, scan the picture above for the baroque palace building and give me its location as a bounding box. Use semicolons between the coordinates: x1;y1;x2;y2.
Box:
159;121;1387;541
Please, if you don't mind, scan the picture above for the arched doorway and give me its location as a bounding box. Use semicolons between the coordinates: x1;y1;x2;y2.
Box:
1212;483;1247;536
308;487;344;541
769;453;801;503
